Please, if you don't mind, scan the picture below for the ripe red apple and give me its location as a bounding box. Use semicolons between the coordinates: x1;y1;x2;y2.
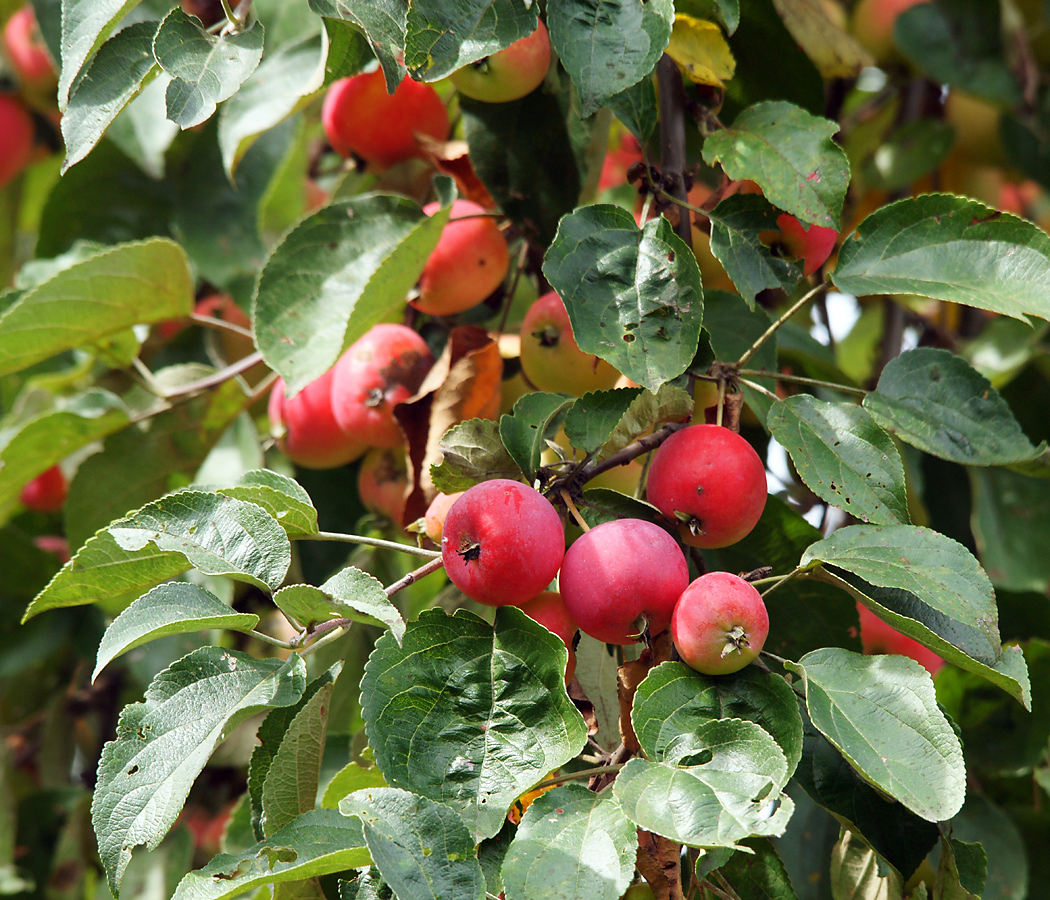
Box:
330;324;435;448
559;518;689;645
518;590;578;683
856;602;944;676
449;19;551;103
411;199;510;316
850;0;927;62
598;131;643;193
358;447;409;524
519;291;620;395
0;94;33;189
646;424;767;549
671;572;769;676
321;69;450;170
268;371;368;469
775;214;837;276
20;465;67;513
4;6;54;85
424;491;464;543
441;479;565;606
33;534;70;564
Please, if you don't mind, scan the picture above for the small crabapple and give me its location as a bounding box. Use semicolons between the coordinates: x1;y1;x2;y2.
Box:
775;214;837;276
20;465;67;513
330;324;435;448
0;94;33;189
518;590;578;683
856;602;944;676
412;200;510;316
850;0;927;62
357;447;409;524
671;572;769;676
268;372;368;469
559;518;689;645
450;19;551;103
3;6;54;85
441;479;565;606
424;491;464;543
646;424;767;549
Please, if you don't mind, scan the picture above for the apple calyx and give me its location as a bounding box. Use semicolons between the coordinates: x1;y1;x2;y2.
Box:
674;509;706;538
458;541;482;563
721;625;751;658
533;325;561;348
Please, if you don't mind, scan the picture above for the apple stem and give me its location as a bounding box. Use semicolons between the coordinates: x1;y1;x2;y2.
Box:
190;310;254;339
738;367;868;398
736;377;779;403
248;630;295;650
497;240;530;335
384;555;445;597
735;281;829;369
219;0;242;31
305;531;442;559
560;489;591;531
531;763;627;792
759;568;803;599
715;378;726;428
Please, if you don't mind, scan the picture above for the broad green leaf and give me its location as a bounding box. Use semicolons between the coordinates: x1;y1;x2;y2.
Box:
785;648;965;822
701;101;849;228
430;418;524;493
769;0;871;78
93;649;306;894
829;828;904;900
632;662;804;778
562;387;642;455
542;205;703;392
950;795;1028;900
361;607;587;840
61;21;161;173
340;788;485;900
253;193;451;393
153;9;264;129
864;348;1047;469
261;681;334;835
547;0;673;117
339;870;392;900
860;119;955;194
572;633;621;752
767;395;910;525
606;75;658;142
563;384;692;461
971;467;1050;593
578;486;662;529
107;72;180;178
613;719;793;847
707;193;804;306
0;389;129;527
107;490;292;593
218;32;327;177
404;0;537;82
92;582;259;682
308;0;407;89
321;567;406;644
57;0;141;109
322;763;387;808
832;195;1050;321
0;239;193;377
216;470;319;537
499;393;574;481
501;785;637;900
171;809;371;900
719;837;799;900
937;836;986;900
323;18;374;84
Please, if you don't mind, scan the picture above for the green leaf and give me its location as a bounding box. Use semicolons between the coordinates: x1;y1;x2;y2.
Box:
430;418;524;493
57;0;141;110
701;101;849;228
607;75;658;143
573;633;620;751
253;193;450;393
0;389;129;527
218;32;327;177
216;470;319;537
321;566;406;643
832;195;1050;321
863;348;1047;469
719;838;799;900
322;763;387;809
707;193;804;306
171;809;371;900
93;649;306;894
547;0;673;117
361;607;587;841
829;828;904;900
971;467;1050;593
340;788;485;900
632;662;804;779
767;395;910;525
565;384;693;461
323;18;373;84
61;21;161;173
499;393;574;481
612;719;793;848
542;205;703;392
578;486;662;529
308;0;407;89
702;290;778;423
107;490;292;593
0;238;193;377
153;9;265;129
937;836;986;900
501;785;637;900
92;582;259;682
860;119;955;194
404;0;537;82
785;648;965;822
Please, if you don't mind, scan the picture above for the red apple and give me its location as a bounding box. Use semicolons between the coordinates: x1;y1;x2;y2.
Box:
20;465;67;513
449;19;551;103
441;479;565;606
559;518;689;645
775;214;837;276
268;371;368;469
646;424;767;549
321;69;450;170
856;602;944;676
3;6;54;85
424;491;465;543
518;590;578;683
519;291;620;395
850;0;927;62
0;94;33;189
330;324;435;448
411;199;510;316
671;572;769;676
358;447;409;524
33;535;70;564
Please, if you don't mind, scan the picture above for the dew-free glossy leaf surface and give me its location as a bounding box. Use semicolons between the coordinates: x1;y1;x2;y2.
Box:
58;0;141;109
217;470;319;537
308;0;407;89
499;393;574;481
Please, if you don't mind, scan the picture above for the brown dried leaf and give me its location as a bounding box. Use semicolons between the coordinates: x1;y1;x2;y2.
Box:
416;136;498;209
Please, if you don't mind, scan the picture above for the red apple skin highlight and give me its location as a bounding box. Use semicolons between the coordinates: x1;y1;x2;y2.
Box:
646;424;767;549
441;480;565;607
671;572;769;676
20;465;67;513
449;19;551;103
321;70;450;169
559;518;690;645
268;372;368;470
330;324;435;448
0;95;33;189
412;199;510;316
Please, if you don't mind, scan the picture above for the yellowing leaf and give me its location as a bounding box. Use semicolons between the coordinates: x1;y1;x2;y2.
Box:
666;15;735;88
771;0;872;78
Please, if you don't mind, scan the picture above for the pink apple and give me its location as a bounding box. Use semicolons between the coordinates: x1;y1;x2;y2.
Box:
449;20;551;103
672;572;769;675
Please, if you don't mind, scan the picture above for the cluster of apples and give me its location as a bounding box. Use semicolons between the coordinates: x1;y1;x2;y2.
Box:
432;423;771;678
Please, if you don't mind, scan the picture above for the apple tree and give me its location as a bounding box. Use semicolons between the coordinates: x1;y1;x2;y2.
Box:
2;0;1050;899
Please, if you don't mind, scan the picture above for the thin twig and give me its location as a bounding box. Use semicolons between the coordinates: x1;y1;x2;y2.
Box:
384;556;445;597
303;531;442;559
191;311;254;340
737;377;779;403
531;763;626;792
158;351;264;398
735;282;829;369
738;368;867;397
